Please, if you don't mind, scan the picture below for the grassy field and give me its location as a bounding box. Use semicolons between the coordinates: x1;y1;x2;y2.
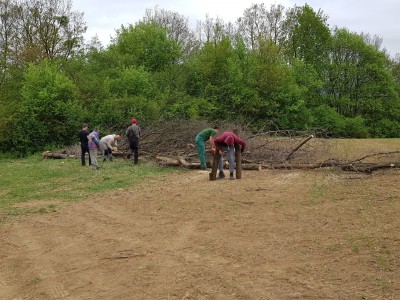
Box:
0;155;176;219
0;140;399;298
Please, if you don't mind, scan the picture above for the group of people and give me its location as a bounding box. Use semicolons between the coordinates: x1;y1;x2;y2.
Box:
195;126;246;180
79;121;246;178
77;118;141;170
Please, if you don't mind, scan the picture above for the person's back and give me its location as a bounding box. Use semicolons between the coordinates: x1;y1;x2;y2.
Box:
78;123;90;166
126;118;141;164
78;128;89;147
127;123;140;142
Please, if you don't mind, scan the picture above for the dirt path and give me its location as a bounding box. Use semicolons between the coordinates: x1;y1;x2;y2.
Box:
1;169;399;299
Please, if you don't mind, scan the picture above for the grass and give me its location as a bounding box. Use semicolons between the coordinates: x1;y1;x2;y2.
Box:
0;154;178;219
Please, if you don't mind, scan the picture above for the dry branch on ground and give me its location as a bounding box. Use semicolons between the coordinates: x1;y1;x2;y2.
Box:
49;121;400;173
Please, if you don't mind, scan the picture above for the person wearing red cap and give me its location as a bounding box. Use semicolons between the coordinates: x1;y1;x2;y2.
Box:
214;131;246;180
126;118;141;164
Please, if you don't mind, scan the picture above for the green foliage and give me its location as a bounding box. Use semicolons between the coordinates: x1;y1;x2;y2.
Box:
310;105;369;137
1;1;400;151
8;61;81;154
116;22;181;72
109;66;157;98
92;96;161;128
283;4;331;65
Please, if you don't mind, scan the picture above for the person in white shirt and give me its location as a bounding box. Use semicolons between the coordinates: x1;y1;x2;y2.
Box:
99;134;120;162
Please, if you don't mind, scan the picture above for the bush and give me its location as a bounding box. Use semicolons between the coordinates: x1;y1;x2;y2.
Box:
8;61;82;155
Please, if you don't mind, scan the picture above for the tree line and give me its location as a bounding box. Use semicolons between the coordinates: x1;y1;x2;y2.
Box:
1;0;400;155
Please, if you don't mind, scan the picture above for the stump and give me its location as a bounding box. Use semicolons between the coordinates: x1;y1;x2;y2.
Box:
209;152;221;181
235;144;242;179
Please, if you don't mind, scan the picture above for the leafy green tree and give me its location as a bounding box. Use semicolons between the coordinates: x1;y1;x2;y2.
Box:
8;61;81;154
326;28;400;136
115;21;181;72
282;4;331;65
109;66;156;98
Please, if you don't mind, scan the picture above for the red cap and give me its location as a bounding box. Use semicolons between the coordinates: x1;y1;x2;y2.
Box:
224;136;234;145
131;118;137;124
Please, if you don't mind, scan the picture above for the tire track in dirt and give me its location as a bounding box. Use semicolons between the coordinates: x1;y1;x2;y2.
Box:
1;169;399;299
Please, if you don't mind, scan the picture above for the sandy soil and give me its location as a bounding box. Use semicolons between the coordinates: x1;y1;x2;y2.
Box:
0;168;399;299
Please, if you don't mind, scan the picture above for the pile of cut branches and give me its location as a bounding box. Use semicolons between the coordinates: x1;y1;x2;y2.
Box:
47;120;400;173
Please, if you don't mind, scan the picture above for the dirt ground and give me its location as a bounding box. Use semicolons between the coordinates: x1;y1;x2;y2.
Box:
1;167;399;299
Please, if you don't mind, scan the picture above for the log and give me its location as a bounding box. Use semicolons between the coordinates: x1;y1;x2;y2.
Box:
241;164;262;171
209;152;221;181
341;162;400;173
235;144;242;179
177;157;202;169
261;162;335;170
42;151;69;159
155;155;180;166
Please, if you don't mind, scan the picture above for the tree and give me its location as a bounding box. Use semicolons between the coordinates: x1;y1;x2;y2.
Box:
2;0;86;67
8;60;81;154
324;28;400;136
115;21;181;72
237;3;269;50
282;4;331;65
142;6;197;60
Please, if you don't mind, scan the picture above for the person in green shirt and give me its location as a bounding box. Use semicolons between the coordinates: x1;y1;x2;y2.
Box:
195;126;220;170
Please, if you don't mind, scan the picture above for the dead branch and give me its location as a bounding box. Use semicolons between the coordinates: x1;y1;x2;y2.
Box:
341;162;400;173
285;135;314;161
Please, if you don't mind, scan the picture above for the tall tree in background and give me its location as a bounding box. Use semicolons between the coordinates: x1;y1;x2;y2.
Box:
282;4;331;65
325;28;400;136
142;6;197;60
115;21;181;72
1;0;86;67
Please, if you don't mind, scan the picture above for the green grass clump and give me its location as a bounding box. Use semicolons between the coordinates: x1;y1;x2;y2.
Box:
0;155;176;218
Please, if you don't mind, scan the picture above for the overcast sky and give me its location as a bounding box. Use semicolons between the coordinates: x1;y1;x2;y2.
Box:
72;0;400;57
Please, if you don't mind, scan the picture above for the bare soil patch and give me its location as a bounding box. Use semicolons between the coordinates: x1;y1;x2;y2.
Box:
1;166;399;299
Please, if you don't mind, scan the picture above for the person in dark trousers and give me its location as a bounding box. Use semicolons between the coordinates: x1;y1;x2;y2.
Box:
78;123;91;166
99;134;120;162
126;118;141;164
214;131;246;180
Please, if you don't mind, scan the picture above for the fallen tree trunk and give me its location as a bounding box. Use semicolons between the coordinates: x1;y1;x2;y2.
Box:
242;164;262;171
42;151;70;159
155;155;181;166
341;162;400;173
261;162;335;170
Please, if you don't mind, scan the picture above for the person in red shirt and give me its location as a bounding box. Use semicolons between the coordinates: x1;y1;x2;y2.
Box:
214;131;246;180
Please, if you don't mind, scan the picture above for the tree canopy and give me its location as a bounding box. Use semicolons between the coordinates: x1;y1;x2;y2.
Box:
1;0;399;154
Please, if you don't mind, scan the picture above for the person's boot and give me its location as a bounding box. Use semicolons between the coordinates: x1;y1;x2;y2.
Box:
218;171;225;179
230;172;235;180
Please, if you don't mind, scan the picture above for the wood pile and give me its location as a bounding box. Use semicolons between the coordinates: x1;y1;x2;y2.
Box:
44;120;400;173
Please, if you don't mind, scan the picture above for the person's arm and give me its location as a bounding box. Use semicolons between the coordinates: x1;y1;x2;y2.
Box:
209;129;218;147
209;136;215;148
106;138;113;149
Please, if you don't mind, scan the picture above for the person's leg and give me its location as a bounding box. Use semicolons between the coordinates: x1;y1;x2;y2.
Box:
83;146;91;166
195;136;207;170
81;146;86;166
227;147;235;173
90;149;99;169
131;140;139;164
108;148;113;161
87;147;92;166
218;147;226;178
227;146;235;179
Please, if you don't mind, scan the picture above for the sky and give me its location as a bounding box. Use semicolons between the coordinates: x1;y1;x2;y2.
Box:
72;0;400;57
